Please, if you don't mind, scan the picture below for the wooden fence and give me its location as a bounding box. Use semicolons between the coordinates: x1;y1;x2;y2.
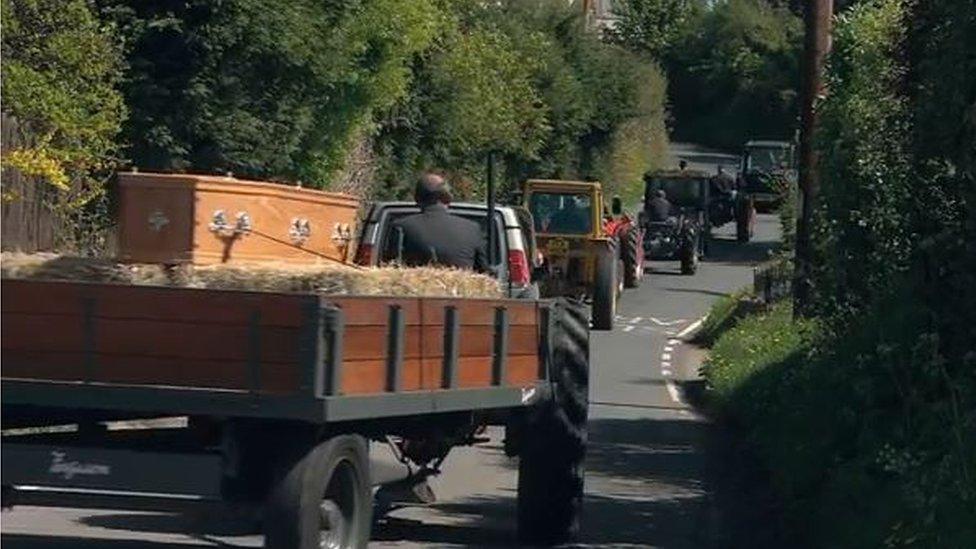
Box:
1;112;64;252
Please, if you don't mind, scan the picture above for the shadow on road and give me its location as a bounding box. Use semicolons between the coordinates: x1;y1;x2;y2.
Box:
705;236;779;266
373;418;717;548
80;510;257;537
1;535;188;549
658;287;732;298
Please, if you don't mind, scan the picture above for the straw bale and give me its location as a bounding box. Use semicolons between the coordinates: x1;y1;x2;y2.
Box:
0;253;503;299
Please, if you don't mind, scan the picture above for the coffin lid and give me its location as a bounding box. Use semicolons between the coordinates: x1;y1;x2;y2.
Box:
118;171;360;208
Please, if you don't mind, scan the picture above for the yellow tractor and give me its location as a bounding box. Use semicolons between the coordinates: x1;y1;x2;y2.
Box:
522;179;643;330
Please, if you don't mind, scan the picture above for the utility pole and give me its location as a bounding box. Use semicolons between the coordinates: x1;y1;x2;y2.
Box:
793;0;833;316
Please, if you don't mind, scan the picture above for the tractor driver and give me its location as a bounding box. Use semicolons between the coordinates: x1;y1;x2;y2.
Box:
647;189;672;223
711;165;736;198
548;196;591;234
392;173;488;272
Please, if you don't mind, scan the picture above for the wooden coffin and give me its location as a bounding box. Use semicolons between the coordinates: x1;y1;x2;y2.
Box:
117;172;360;265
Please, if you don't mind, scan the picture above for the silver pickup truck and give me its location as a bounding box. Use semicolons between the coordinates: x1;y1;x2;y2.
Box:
353;201;541;299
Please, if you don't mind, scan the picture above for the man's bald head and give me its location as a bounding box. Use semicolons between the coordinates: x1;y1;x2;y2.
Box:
414;172;452;207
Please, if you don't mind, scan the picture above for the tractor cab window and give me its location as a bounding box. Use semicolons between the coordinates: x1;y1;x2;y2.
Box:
746;146;790;172
645;178;705;209
530;192;592;235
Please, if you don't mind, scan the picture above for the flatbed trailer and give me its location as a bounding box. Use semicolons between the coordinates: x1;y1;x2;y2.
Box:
1;279;590;548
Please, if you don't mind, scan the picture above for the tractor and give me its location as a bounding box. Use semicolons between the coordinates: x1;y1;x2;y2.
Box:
640;170;712;275
522;179;643;330
738;140;797;213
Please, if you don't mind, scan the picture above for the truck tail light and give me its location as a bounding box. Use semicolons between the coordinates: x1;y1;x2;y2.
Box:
354;243;373;266
508;249;531;286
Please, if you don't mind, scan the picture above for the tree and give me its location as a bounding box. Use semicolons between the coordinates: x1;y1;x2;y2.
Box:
372;0;669;201
2;0;126;192
97;0;442;188
663;0;803;149
606;0;697;58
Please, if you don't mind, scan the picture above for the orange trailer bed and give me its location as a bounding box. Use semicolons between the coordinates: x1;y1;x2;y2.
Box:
1;279;549;422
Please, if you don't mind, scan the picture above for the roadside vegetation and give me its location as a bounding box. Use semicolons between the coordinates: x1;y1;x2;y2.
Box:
1;0;126;251
702;1;976;546
2;0;669;255
693;289;755;348
612;0;803;150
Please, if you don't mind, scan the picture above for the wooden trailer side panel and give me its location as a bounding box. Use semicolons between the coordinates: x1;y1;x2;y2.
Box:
1;280;311;395
1;281;545;412
326;297;540;396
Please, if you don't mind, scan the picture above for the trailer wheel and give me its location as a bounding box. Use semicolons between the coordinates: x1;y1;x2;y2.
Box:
265;434;372;549
622;227;643;289
518;299;589;545
591;249;617;330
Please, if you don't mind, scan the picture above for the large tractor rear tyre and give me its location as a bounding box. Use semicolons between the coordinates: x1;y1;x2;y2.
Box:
622;227;643;289
518;299;589;545
680;234;699;275
736;196;757;243
591;249;617;330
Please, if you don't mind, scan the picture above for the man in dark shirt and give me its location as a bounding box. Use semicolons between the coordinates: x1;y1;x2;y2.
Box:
711;165;736;196
392;173;488;272
647;189;672;222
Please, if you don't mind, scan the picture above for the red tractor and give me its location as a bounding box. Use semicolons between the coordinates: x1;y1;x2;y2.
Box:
603;195;645;289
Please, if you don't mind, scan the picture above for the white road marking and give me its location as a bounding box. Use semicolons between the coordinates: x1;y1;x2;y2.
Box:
630;316;642;324
650;317;686;327
675;317;705;339
622;325;635;332
660;337;684;405
665;380;684;404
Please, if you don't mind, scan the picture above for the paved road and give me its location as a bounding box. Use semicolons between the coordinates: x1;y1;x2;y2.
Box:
2;145;781;548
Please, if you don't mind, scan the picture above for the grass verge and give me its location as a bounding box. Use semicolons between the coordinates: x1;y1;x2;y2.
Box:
701;298;976;548
693;289;758;347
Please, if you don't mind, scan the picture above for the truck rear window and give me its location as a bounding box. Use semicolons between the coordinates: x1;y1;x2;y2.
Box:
378;209;503;265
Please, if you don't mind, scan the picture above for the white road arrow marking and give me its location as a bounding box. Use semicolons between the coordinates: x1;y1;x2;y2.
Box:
650;317;686;326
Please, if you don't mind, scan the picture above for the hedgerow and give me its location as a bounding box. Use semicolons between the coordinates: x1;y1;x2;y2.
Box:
96;0;442;187
704;1;976;546
373;0;669;201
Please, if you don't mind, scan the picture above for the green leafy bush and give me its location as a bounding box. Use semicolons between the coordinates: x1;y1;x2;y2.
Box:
661;0;802;149
705;2;976;546
2;0;126;193
373;0;669;201
706;288;976;547
98;0;442;188
812;0;912;319
606;0;695;59
2;0;127;254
